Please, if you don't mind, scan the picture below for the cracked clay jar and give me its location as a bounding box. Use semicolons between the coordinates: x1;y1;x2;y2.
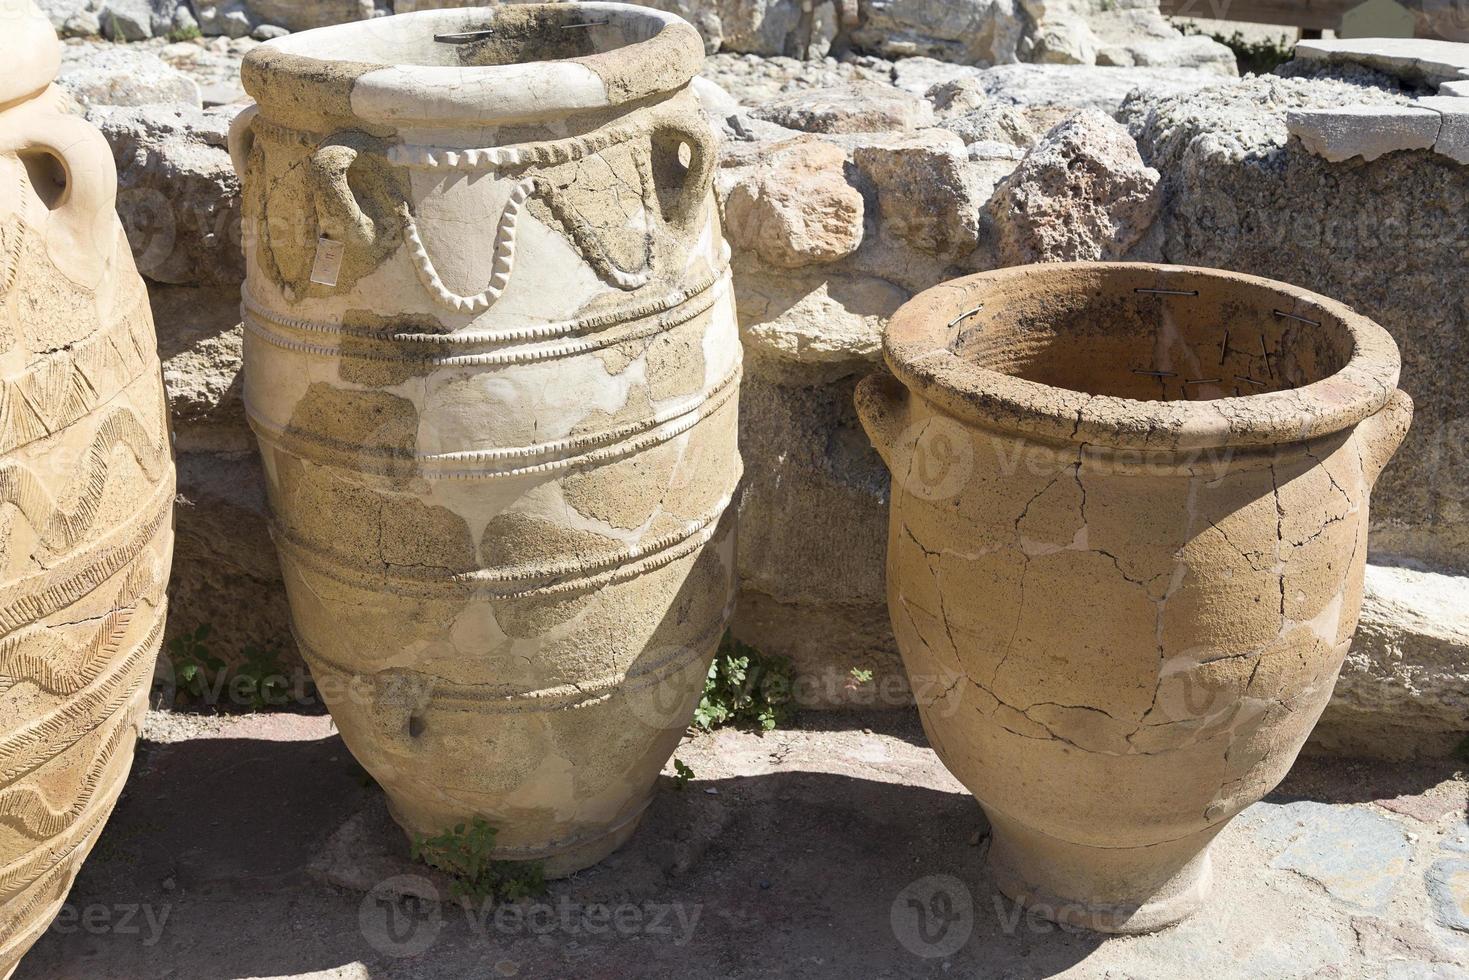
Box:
232;3;740;874
855;262;1411;933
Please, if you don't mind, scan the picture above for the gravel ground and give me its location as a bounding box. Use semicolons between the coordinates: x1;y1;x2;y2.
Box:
14;709;1469;979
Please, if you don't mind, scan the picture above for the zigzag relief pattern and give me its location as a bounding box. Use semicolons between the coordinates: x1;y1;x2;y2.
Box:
0;773;116;903
0;606;162;785
0;290;154;457
0;787;110;952
0;552;167;699
0;488;171;634
0;406;169;562
0;195;25;302
0;608;131;698
0;710;134;841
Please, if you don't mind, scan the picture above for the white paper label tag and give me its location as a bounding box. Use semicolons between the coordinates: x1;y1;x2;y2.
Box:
310;238;345;286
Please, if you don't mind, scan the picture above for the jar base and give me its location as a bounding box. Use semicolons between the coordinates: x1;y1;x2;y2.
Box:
984;810;1217;934
388;794;653;880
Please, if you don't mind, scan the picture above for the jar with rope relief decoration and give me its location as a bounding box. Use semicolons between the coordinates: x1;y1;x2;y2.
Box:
232;3;741;874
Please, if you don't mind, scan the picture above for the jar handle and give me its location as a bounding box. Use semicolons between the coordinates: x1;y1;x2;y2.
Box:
650;115;716;234
854;372;912;470
226;102;258;180
0;102;118;289
1358;388;1413;486
309;142;378;251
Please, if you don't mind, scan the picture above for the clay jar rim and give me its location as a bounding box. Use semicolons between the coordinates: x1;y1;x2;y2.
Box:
241;2;704;128
2;4;61;109
883;262;1402;453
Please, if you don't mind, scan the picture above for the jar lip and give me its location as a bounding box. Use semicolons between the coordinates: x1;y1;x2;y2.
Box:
2;9;60;109
883;263;1402;453
243;2;702;127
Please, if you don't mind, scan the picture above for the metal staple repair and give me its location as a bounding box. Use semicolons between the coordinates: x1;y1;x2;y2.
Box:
1134;288;1199;296
1185;378;1220;385
1236;375;1268;387
561;19;609;28
1273;309;1320;326
1131;370;1176;378
947;304;984;328
434;28;496;42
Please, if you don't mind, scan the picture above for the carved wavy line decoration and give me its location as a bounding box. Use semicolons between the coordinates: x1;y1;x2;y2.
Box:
0;609;130;698
0;732;126;902
0;407;168;559
0;608;161;784
0;485;171;635
0;555;165;702
0;871;69;963
0;555;165;697
0;781;113;939
0;710;134;841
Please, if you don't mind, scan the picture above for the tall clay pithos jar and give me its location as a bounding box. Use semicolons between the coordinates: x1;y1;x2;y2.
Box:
0;4;176;975
233;4;741;873
856;263;1410;933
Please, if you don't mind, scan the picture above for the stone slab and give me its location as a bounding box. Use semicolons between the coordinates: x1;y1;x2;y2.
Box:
1235;801;1414;913
1286;104;1442;162
1419;94;1469;164
1426;858;1469;933
1295;38;1469;88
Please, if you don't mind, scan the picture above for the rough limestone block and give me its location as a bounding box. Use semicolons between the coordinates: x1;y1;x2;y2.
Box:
749;81;935;134
723;137;865;268
57;44;202;108
988;108;1162;263
852;128;987;258
1286;105;1443;162
246;0;372;32
1128;73;1469;572
87;104;243;286
1311;563;1469;760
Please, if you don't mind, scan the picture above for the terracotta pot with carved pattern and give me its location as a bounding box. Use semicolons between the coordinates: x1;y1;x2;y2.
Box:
233;3;740;874
856;263;1410;933
0;5;175;975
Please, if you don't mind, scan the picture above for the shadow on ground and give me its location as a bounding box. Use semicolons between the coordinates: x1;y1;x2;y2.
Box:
17;713;1114;980
19;709;1468;979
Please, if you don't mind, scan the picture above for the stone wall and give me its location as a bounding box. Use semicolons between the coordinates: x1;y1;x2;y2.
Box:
43;0;1237;68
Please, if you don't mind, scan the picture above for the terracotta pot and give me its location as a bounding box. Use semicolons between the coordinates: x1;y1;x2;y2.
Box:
234;3;740;874
856;263;1410;933
0;5;176;976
